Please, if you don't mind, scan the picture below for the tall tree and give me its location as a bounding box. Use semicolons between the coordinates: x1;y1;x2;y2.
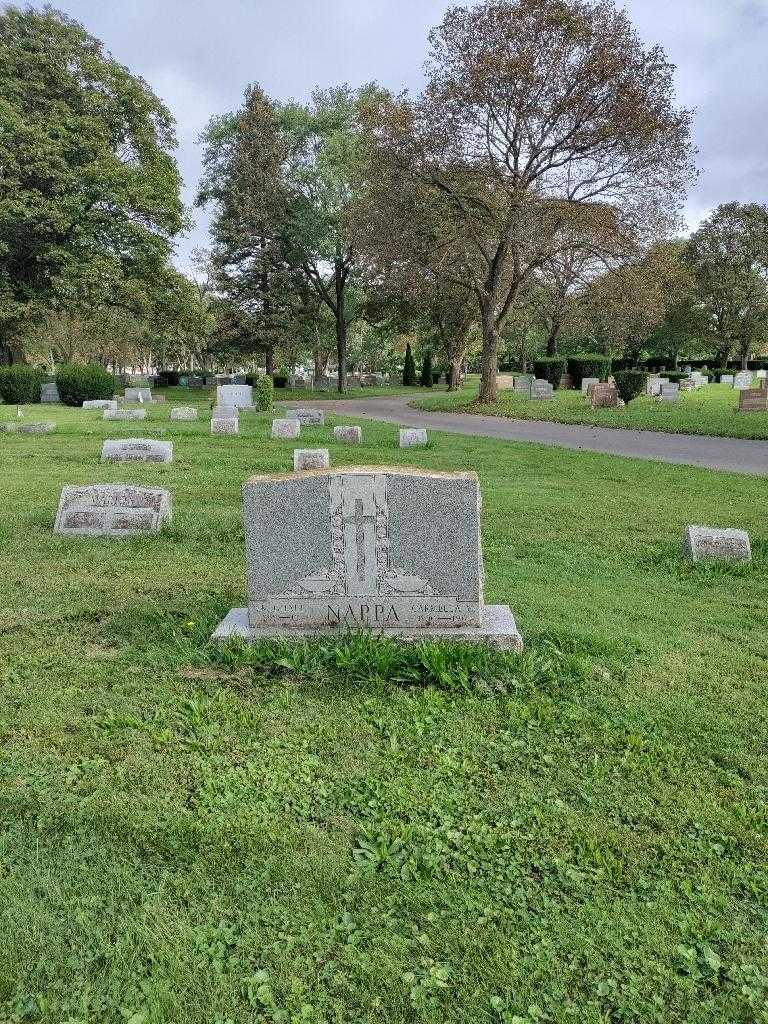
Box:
362;0;696;401
0;6;185;364
687;203;768;368
198;84;370;391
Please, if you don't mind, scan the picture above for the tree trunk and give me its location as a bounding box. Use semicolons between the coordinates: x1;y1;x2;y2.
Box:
545;322;560;357
478;302;499;403
335;264;347;393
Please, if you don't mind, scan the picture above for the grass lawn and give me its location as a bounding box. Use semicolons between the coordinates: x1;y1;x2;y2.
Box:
416;382;768;440
1;391;768;1023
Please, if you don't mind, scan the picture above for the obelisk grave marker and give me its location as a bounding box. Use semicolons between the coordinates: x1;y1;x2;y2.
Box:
213;466;522;649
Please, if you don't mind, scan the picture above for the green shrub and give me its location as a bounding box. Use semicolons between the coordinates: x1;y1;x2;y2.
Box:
156;369;180;387
0;365;45;404
613;369;648;404
533;356;567;387
56;364;115;406
566;354;612;389
403;343;417;386
273;375;288;389
254;373;273;410
420;350;433;387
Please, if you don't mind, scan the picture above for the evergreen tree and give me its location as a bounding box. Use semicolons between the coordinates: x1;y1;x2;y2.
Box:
420;349;433;387
402;342;416;385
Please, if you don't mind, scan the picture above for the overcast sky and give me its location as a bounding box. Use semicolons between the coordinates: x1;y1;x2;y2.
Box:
21;0;768;274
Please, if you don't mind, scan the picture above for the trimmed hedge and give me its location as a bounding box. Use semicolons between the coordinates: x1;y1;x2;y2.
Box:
613;370;648;404
56;364;115;406
254;374;273;410
0;365;45;404
273;375;288;389
533;356;567;388
567;354;611;389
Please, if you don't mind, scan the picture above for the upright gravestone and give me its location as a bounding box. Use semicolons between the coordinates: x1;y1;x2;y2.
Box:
211;405;239;435
287;408;325;426
54;484;171;537
660;383;679;402
513;376;531;394
529;380;554;400
294;448;330;471
212;466;522;649
646;377;662;396
272;418;301;439
581;377;599;394
333;425;362;443
216;383;254;410
399;428;428;448
720;374;734;385
124;387;153;404
678;379;696;392
733;371;754;390
101;438;173;463
40;382;60;403
738;388;768;412
682;525;751;563
590;383;618;408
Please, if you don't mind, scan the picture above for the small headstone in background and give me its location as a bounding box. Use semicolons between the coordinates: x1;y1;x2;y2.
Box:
212;466;522;649
170;406;198;421
104;408;146;421
83;399;117;410
333;425;362;443
738;388;768;412
293;448;330;471
40;382;60;403
581;377;599;394
124;387;153;404
591;383;618;408
660;383;679;402
271;418;301;439
17;421;56;433
287;408;325;425
399;428;428;447
54;483;171;537
101;438;173;463
682;525;751;563
529;379;554;399
720;374;734;385
188;376;204;389
216;383;253;409
733;371;754;390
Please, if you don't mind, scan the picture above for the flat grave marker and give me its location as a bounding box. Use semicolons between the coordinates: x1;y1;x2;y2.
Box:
333;425;362;443
54;483;171;538
101;438;173;463
294;448;330;471
682;525;751;563
399;428;428;447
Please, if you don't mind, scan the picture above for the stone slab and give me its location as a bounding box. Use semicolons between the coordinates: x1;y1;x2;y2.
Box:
333;425;362;443
83;399;117;410
216;384;253;409
211;416;239;434
242;466;483;631
54;483;171;537
287;408;325;425
17;421;56;433
212;604;523;651
101;438;173;463
272;418;300;439
682;525;751;563
399;428;427;447
170;406;199;421
104;409;146;421
294;448;330;471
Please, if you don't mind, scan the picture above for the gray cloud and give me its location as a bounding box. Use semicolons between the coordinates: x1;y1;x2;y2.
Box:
18;0;768;269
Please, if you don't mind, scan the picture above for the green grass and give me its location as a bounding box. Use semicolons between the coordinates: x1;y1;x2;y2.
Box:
416;382;768;439
2;393;768;1023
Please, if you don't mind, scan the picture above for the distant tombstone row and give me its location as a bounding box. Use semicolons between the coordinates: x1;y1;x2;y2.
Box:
212;466;522;650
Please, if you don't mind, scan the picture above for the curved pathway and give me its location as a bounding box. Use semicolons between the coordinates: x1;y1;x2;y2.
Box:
281;395;768;476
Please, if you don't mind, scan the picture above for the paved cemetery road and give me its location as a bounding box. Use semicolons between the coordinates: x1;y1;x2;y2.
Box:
281;396;768;476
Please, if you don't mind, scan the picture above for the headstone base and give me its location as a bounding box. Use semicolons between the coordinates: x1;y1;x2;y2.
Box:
212;603;523;652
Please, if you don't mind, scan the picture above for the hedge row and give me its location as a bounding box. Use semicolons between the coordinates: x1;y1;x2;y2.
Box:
56;364;115;406
0;365;45;404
